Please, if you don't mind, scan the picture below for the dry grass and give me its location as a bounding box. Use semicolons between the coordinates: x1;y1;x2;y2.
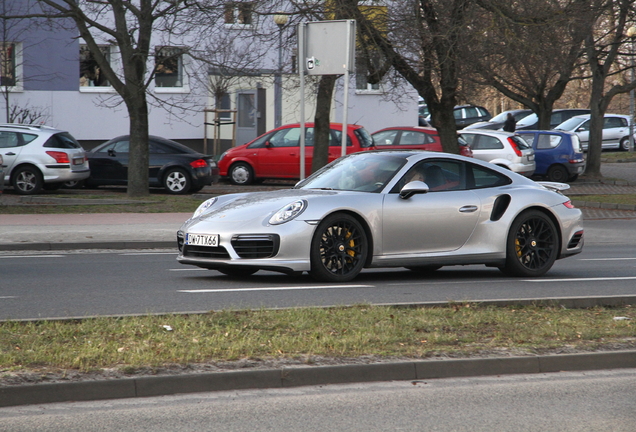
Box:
1;304;634;376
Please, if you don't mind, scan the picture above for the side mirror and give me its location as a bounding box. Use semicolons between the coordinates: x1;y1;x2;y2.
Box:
399;180;430;199
107;149;116;157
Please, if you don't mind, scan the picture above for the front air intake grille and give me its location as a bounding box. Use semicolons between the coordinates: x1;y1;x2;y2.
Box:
231;234;280;258
567;231;584;249
183;245;231;259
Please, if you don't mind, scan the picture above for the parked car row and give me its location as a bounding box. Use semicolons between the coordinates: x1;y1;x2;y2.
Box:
0;124;219;195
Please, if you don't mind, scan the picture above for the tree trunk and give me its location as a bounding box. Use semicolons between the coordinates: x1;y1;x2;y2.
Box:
126;96;150;197
311;75;337;175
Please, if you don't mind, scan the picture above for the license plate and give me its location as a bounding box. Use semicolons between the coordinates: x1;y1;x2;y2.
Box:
186;233;219;247
528;154;535;161
73;157;84;165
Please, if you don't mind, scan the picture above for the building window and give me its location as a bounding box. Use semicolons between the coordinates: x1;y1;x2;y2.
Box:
355;50;384;92
155;46;184;88
224;2;253;25
1;42;16;87
80;45;111;87
219;93;232;120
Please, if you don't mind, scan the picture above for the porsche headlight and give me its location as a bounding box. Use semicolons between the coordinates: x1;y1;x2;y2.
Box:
192;197;218;218
269;200;307;225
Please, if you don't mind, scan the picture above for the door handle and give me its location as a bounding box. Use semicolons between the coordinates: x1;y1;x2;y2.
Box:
459;205;478;213
5;152;16;156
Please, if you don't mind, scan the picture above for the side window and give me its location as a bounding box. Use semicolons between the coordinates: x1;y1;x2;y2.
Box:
101;140;129;153
453;109;464;120
578;120;590;131
43;133;82;149
470;164;512;189
605;117;625;128
460;133;476;147
149;143;170;154
373;130;398;146
400;131;427;145
269;128;300;147
518;134;535;147
304;128;315;147
330;129;353;147
0;131;19;148
536;134;561;149
246;133;270;149
479;136;504;150
464;107;478;118
393;160;463;193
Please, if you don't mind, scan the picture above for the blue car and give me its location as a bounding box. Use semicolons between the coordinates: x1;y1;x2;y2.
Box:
515;130;585;182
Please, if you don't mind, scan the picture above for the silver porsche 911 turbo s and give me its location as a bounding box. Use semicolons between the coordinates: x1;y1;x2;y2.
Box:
177;151;584;282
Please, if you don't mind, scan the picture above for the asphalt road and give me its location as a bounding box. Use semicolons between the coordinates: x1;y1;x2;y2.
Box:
1;369;634;431
1;233;635;320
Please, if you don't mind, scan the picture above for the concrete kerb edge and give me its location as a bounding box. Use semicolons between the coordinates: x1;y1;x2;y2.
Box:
1;351;634;408
0;241;174;251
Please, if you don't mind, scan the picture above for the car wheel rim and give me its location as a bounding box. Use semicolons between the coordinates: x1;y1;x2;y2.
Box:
17;172;36;192
166;172;186;192
514;216;556;270
232;166;249;184
318;220;364;276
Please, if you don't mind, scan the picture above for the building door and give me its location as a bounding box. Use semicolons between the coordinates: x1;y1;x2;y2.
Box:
235;90;259;147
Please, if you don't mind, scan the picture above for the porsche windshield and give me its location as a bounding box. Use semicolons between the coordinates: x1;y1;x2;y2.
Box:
297;152;408;192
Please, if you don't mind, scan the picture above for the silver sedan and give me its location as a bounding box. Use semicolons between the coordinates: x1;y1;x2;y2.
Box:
177;151;583;282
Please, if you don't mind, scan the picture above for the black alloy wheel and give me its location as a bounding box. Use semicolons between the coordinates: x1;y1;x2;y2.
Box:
500;210;559;277
309;213;368;282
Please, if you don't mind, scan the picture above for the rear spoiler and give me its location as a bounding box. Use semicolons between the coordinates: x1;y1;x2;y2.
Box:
536;181;570;193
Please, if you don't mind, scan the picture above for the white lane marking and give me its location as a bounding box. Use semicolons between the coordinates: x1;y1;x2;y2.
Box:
0;296;17;299
580;257;636;261
169;268;208;271
0;255;65;259
179;285;373;293
122;252;177;256
524;276;636;282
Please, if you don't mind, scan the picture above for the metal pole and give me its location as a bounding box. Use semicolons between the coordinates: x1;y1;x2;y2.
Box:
630;37;635;153
275;26;283;128
298;23;306;180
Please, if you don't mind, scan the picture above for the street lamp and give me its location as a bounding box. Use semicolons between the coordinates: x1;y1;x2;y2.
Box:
626;26;636;153
274;13;288;128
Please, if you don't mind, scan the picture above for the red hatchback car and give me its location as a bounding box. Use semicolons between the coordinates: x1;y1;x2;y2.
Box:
371;126;473;158
218;123;375;185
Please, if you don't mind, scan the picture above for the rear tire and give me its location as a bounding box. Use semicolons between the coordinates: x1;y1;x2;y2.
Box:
163;168;191;194
547;165;568;183
500;210;559;277
620;137;631;151
12;166;44;195
309;213;368;282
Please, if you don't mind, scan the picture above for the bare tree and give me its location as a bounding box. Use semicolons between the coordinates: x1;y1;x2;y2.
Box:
581;0;636;178
5;0;197;197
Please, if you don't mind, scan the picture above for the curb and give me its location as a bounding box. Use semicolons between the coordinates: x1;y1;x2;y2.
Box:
0;241;174;251
1;351;634;407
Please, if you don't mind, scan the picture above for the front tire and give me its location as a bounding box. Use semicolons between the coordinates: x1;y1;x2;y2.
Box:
309;213;368;282
163;168;191;194
12;166;44;195
229;162;254;185
500;210;559;277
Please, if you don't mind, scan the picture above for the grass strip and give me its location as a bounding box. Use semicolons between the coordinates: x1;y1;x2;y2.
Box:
1;304;634;375
573;194;636;205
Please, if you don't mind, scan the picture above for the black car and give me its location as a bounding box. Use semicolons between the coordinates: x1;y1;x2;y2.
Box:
463;109;533;130
84;135;219;194
515;109;592;131
426;105;492;129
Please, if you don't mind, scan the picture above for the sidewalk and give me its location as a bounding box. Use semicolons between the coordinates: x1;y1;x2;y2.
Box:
1;181;636;251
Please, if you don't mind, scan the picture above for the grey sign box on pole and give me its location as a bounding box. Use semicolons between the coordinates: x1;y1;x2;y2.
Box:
304;20;356;75
298;19;356;179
